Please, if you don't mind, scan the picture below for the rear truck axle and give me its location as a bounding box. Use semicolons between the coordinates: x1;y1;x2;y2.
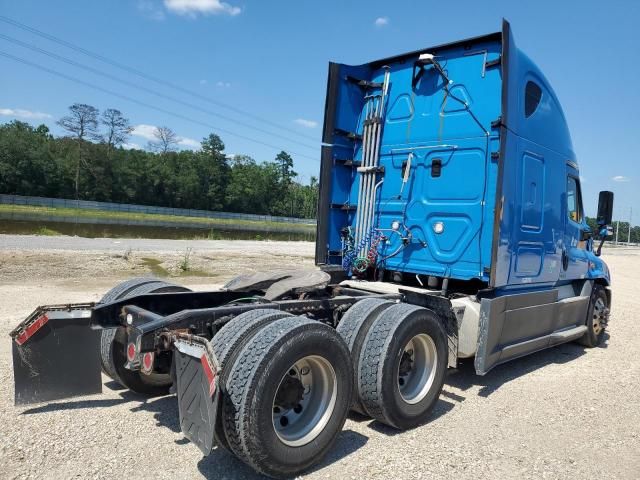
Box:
10;273;456;478
10;269;609;478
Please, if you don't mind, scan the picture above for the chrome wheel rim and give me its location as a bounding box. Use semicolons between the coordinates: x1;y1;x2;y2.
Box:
397;334;438;404
272;355;337;447
593;297;606;335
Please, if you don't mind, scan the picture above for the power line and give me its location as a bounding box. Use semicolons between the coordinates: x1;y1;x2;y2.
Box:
0;15;320;143
0;50;319;162
0;33;318;152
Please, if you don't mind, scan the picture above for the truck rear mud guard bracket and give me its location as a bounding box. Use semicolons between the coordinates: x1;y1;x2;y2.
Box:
173;333;221;455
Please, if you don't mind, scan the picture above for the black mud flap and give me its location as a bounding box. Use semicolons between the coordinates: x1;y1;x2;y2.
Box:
10;304;101;405
173;334;220;455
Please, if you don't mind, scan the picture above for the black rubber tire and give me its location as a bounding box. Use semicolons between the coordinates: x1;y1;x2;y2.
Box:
358;303;447;430
210;308;293;450
336;298;394;415
99;278;190;395
99;277;161;304
578;284;609;348
222;317;353;478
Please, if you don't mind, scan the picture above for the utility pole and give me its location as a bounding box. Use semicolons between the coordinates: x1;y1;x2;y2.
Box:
615;220;619;245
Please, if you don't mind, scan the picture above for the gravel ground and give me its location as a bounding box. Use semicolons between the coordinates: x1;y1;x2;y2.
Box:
1;239;639;479
0;235;315;283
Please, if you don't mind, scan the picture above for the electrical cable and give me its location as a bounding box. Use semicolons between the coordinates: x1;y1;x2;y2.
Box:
0;15;319;143
0;33;318;151
0;50;319;161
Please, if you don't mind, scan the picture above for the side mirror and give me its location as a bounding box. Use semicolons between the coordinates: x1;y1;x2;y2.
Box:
597;191;614;226
594;192;614;257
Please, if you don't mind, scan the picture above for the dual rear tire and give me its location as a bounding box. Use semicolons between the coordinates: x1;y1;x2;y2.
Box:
211;299;448;478
337;299;448;429
212;313;353;478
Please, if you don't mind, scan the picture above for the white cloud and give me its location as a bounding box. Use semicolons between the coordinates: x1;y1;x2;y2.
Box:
215;81;231;88
131;124;200;150
199;79;207;85
612;175;631;182
374;17;389;27
294;118;318;128
138;0;166;20
164;0;241;16
0;108;52;120
178;137;201;148
131;124;159;141
122;142;142;150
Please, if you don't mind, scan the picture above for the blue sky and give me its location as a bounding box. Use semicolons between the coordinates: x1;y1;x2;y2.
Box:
0;0;638;221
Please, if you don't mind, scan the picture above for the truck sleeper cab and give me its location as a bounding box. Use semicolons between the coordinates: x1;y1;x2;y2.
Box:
317;19;612;373
9;20;613;479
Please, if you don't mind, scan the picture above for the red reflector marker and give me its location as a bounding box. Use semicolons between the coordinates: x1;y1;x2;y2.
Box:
127;343;136;362
15;314;49;346
142;352;154;372
200;354;217;397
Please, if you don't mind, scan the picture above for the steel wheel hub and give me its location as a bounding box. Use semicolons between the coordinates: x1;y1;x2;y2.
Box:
272;355;337;447
397;333;438;404
593;297;607;335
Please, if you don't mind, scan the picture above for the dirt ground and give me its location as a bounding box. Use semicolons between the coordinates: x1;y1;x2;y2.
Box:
0;237;639;479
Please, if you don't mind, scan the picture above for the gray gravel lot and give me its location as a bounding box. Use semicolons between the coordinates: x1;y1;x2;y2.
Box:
1;239;639;479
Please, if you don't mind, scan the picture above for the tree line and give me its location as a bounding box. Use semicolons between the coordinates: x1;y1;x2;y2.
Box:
0;103;318;218
585;217;640;245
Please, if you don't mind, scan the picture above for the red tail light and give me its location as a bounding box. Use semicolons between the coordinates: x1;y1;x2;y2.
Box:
127;342;136;362
142;352;154;373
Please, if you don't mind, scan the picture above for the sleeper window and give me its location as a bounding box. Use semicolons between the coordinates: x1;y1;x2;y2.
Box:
524;81;542;118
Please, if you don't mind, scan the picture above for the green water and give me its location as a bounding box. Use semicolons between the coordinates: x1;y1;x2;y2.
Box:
0;219;315;242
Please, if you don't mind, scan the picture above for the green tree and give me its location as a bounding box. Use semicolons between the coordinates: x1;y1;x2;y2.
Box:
101;108;132;156
275;151;297;185
198;133;230;210
56;103;100;199
0;115;319;219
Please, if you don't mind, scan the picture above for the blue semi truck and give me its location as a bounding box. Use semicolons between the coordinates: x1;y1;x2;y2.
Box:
10;20;614;478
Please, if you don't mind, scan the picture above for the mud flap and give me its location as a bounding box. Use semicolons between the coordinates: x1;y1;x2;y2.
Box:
173;334;220;455
10;304;101;405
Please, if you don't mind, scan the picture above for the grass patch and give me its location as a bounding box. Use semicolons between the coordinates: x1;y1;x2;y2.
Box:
36;226;61;236
139;257;169;277
179;248;192;272
0;204;315;233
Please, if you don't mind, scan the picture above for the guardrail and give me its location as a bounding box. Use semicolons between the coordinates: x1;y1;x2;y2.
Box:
0;194;317;225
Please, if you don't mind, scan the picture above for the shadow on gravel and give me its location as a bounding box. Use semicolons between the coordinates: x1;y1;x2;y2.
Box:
446;336;608;398
196;429;368;479
21;389;150;414
129;394;181;433
104;380;127;391
365;398;455;436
